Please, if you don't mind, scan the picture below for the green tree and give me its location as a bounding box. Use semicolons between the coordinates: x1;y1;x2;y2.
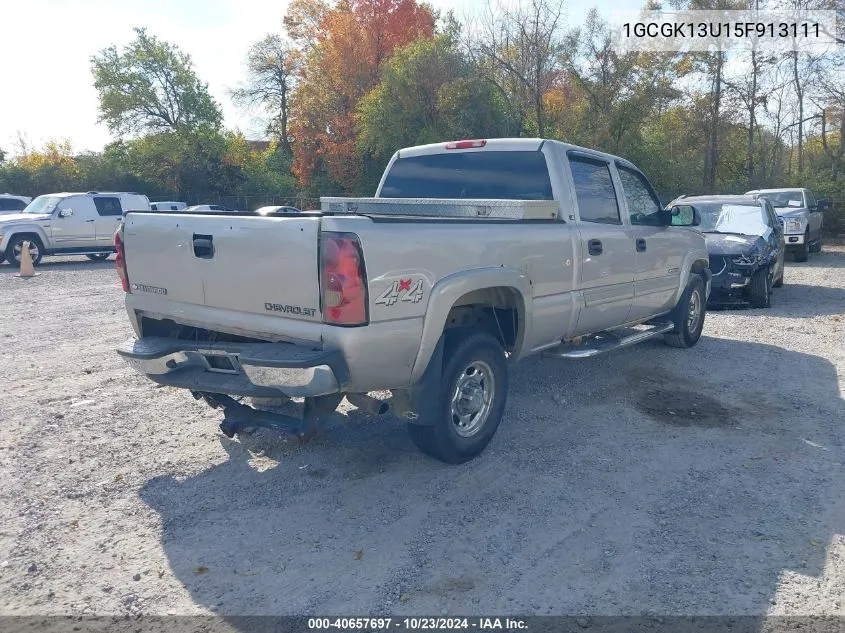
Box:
91;28;222;136
357;35;509;160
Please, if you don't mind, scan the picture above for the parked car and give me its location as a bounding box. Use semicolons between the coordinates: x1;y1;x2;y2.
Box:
115;137;711;463
184;204;237;213
745;187;826;262
671;195;785;308
0;191;150;265
254;205;302;215
0;194;32;214
150;201;186;211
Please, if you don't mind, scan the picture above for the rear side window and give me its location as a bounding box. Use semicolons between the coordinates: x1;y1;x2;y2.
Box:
0;198;27;211
379;151;554;200
93;197;123;216
568;156;621;224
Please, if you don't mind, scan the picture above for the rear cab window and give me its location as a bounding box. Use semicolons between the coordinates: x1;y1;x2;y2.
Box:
379;151;554;200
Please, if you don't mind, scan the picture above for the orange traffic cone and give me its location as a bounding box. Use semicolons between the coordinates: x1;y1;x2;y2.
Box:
14;240;40;278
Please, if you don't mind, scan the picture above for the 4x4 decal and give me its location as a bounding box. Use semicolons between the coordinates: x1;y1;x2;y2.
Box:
375;278;424;307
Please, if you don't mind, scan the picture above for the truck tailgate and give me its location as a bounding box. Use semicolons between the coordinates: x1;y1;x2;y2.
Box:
122;213;322;322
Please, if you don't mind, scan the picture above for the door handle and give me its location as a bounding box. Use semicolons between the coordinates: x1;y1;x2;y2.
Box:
636;238;647;252
588;239;603;256
85;219;95;223
193;234;214;259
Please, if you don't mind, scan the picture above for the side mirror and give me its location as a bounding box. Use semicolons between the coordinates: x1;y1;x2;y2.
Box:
817;199;828;212
669;204;699;227
58;208;74;218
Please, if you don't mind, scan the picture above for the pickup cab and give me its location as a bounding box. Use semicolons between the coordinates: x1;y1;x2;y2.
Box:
0;191;150;265
116;138;711;463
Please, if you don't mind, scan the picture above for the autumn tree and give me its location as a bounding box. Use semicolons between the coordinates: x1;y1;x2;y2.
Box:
289;0;434;191
231;34;299;155
91;28;222;136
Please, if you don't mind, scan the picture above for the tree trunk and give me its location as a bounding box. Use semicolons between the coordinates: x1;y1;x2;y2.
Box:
792;50;804;174
747;49;757;187
705;51;723;190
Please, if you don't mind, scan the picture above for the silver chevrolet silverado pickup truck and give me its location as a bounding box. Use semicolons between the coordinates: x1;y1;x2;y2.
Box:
116;138;711;463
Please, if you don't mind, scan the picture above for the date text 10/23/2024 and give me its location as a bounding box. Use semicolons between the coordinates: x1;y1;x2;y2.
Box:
307;617;528;631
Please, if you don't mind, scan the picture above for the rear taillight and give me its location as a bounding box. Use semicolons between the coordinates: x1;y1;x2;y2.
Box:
114;230;130;293
320;231;367;326
445;139;487;149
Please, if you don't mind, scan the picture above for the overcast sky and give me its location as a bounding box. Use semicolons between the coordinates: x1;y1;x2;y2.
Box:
0;0;641;155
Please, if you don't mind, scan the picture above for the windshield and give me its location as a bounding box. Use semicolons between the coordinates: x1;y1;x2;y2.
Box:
697;203;768;236
22;195;62;214
760;191;804;208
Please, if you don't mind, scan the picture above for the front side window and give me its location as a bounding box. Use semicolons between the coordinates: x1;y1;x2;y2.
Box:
568;155;621;224
617;165;663;226
93;197;123;216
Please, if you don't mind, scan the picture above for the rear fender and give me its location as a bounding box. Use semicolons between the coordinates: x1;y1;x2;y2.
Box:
409;267;532;383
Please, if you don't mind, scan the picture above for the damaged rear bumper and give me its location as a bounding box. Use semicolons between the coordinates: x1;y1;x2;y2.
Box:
117;337;348;398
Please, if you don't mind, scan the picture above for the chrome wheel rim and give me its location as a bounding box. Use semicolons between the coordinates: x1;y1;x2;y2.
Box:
451;360;495;438
13;241;39;263
687;290;702;332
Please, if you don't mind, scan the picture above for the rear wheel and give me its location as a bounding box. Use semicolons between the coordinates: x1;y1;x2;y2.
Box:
748;267;772;308
86;253;111;261
407;330;508;464
664;275;706;348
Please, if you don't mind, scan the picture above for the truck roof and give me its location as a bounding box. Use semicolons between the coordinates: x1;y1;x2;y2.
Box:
746;188;807;194
40;191;148;198
396;138;635;169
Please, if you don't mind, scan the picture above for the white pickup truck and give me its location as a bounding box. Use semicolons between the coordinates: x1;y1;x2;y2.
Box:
117;138;711;463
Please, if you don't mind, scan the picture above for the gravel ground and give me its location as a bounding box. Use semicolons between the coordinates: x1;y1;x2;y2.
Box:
0;248;844;621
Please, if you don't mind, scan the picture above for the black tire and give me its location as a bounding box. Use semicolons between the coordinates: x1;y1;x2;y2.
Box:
793;235;809;262
663;275;706;348
773;267;784;288
6;235;43;266
86;253;111;261
810;232;822;253
407;330;508;464
748;266;772;308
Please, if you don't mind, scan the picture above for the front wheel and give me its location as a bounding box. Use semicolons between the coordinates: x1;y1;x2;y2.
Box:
7;236;43;266
86;253;111;261
407;331;508;464
794;235;809;262
664;275;706;348
748;267;771;308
